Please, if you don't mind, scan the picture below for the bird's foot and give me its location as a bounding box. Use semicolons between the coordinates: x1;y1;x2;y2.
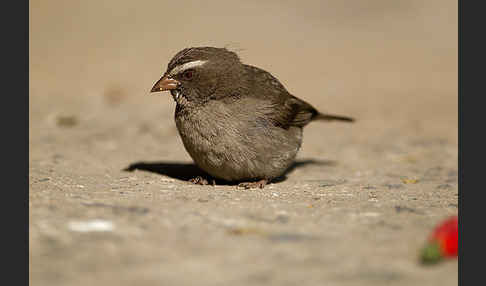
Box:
238;179;268;189
189;176;216;186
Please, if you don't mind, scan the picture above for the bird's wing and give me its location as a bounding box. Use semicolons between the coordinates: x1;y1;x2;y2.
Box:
263;95;319;128
243;64;319;129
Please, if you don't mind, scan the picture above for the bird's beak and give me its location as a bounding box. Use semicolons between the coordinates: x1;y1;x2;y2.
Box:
150;76;180;93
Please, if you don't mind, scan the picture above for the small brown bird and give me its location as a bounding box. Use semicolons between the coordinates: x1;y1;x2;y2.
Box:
151;47;354;188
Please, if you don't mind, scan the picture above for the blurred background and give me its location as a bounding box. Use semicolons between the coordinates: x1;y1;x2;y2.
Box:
30;1;457;285
30;0;457;132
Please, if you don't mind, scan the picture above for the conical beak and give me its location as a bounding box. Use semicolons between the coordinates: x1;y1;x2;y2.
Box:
150;76;180;93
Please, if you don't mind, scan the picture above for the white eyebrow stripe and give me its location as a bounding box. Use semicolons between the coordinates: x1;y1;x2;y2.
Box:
169;60;208;76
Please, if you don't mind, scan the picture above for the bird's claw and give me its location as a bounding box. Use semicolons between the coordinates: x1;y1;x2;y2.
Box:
189;176;216;186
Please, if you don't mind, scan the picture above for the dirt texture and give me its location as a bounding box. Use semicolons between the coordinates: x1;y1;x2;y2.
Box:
30;0;458;285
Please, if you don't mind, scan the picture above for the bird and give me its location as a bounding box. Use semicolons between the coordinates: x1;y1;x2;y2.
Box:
150;47;354;189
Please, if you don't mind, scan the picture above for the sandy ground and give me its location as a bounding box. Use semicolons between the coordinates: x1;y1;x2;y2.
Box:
29;1;458;285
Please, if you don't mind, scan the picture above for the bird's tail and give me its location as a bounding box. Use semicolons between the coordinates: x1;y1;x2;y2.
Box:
313;112;355;123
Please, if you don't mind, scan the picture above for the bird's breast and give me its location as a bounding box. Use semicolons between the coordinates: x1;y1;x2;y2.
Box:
175;103;241;171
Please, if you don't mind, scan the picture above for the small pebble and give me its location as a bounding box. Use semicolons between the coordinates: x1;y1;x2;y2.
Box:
56;115;78;127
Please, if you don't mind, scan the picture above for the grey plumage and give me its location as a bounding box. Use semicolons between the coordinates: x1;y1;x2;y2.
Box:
151;47;354;188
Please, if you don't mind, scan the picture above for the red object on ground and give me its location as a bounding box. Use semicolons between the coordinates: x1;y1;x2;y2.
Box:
420;216;458;264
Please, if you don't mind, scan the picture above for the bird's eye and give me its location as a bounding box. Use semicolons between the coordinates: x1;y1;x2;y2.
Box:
183;69;194;80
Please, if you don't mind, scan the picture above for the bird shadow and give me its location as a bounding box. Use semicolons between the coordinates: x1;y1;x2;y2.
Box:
123;159;337;185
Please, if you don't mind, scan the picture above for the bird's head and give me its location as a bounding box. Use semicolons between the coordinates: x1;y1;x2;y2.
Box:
150;47;243;106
